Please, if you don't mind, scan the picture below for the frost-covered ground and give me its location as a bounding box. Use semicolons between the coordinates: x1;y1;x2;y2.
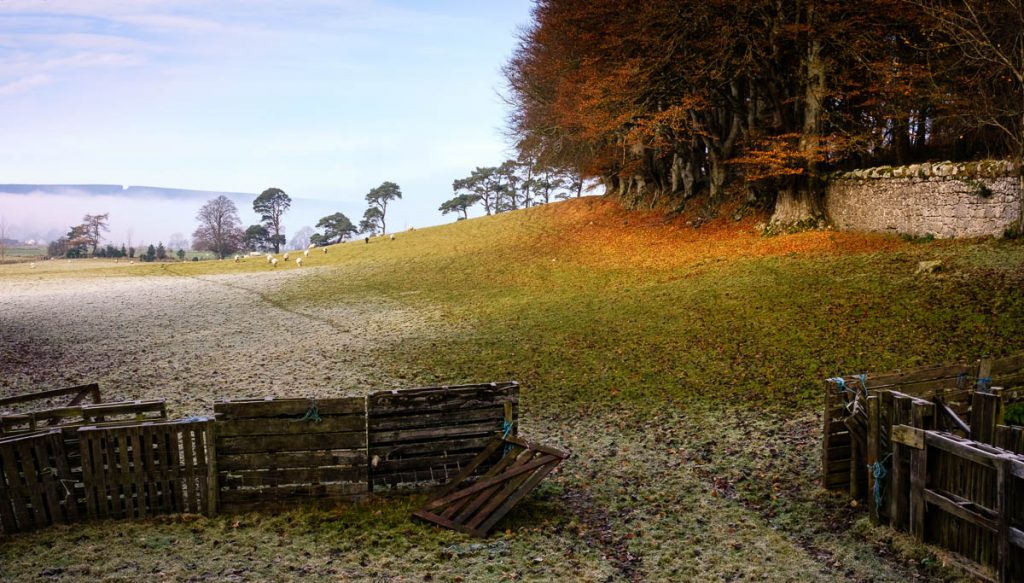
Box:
0;267;431;416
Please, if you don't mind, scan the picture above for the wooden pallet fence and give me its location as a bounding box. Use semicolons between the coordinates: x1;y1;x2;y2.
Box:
995;425;1024;454
367;382;518;491
0;383;101;412
413;435;568;537
1;399;167;436
891;427;1024;583
0;429;78;534
78;418;213;520
823;353;1024;498
213;397;368;513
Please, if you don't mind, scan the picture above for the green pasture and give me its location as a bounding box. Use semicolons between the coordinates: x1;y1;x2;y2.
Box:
2;199;1022;581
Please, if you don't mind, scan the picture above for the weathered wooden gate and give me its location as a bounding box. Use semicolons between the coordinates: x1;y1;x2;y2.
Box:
78;418;213;519
213;397;368;512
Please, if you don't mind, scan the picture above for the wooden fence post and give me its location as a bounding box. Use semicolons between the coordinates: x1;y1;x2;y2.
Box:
996;456;1009;583
890;434;906;528
909;401;932;541
977;358;993;392
205;421;219;516
822;381;833;489
971;392;1001;445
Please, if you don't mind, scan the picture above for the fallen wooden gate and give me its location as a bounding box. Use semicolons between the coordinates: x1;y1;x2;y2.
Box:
413;435;568;537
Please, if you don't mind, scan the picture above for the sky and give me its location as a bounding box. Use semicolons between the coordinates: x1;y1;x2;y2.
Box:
0;0;535;247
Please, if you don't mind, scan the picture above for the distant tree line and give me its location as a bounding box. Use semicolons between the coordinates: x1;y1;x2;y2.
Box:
503;0;1024;224
191;181;404;258
439;159;582;221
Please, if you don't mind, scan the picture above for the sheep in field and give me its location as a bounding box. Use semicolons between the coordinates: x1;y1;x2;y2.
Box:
283;252;290;261
266;254;273;263
303;249;309;257
323;247;328;254
271;258;278;268
296;257;303;267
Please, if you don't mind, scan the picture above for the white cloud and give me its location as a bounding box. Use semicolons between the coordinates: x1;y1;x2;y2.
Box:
0;73;51;95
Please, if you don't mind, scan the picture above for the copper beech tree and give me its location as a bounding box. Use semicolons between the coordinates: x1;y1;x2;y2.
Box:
505;0;1015;225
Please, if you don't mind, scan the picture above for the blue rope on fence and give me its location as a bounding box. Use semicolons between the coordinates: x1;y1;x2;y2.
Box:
857;374;868;392
868;453;892;510
501;420;514;457
977;377;992;391
827;377;856;394
298;398;322;423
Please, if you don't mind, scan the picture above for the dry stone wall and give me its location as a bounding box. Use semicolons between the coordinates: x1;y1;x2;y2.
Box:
825;160;1021;238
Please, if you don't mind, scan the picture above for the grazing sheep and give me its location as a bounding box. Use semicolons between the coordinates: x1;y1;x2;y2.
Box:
266;254;273;263
323;247;328;254
271;258;278;268
283;252;290;261
303;249;309;257
390;234;396;241
234;255;241;263
296;257;303;267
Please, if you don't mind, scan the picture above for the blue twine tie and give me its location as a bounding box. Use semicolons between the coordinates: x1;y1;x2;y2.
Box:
868;453;892;510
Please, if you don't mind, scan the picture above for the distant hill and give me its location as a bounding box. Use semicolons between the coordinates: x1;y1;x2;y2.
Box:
0;184;251;200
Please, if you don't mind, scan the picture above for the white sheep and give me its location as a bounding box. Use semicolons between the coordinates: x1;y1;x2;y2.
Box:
390;234;396;241
271;257;278;268
296;257;303;267
303;249;309;257
266;254;273;263
30;262;36;269
283;252;290;261
234;255;241;263
323;247;328;254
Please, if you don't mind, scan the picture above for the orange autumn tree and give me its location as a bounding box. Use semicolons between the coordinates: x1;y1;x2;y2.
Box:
505;0;994;225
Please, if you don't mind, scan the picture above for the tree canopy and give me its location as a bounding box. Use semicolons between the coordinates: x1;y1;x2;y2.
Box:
364;181;402;234
504;0;1021;224
253;187;291;253
315;212;357;243
194;195;245;259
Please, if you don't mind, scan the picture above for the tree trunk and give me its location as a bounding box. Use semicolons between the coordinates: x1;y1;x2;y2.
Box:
772;182;821;224
708;152;727;200
772;1;824;226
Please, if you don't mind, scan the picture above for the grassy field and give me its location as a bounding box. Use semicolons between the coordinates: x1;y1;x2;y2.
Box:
2;197;1023;581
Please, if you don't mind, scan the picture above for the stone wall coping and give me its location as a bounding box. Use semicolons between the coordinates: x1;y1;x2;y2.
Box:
830;159;1020;181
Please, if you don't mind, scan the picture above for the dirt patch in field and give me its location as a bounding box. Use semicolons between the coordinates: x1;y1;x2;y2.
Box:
0;269;441;417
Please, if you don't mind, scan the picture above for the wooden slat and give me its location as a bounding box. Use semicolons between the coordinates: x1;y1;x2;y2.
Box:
369;420;503;445
214;397;364;419
216;417;365;437
219;482;368;505
0;383;101;407
181;425;198;512
217;432;365;455
924;489;999;532
220;466;365;488
368;406;505;431
217;449;366;472
926;432;1004;469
